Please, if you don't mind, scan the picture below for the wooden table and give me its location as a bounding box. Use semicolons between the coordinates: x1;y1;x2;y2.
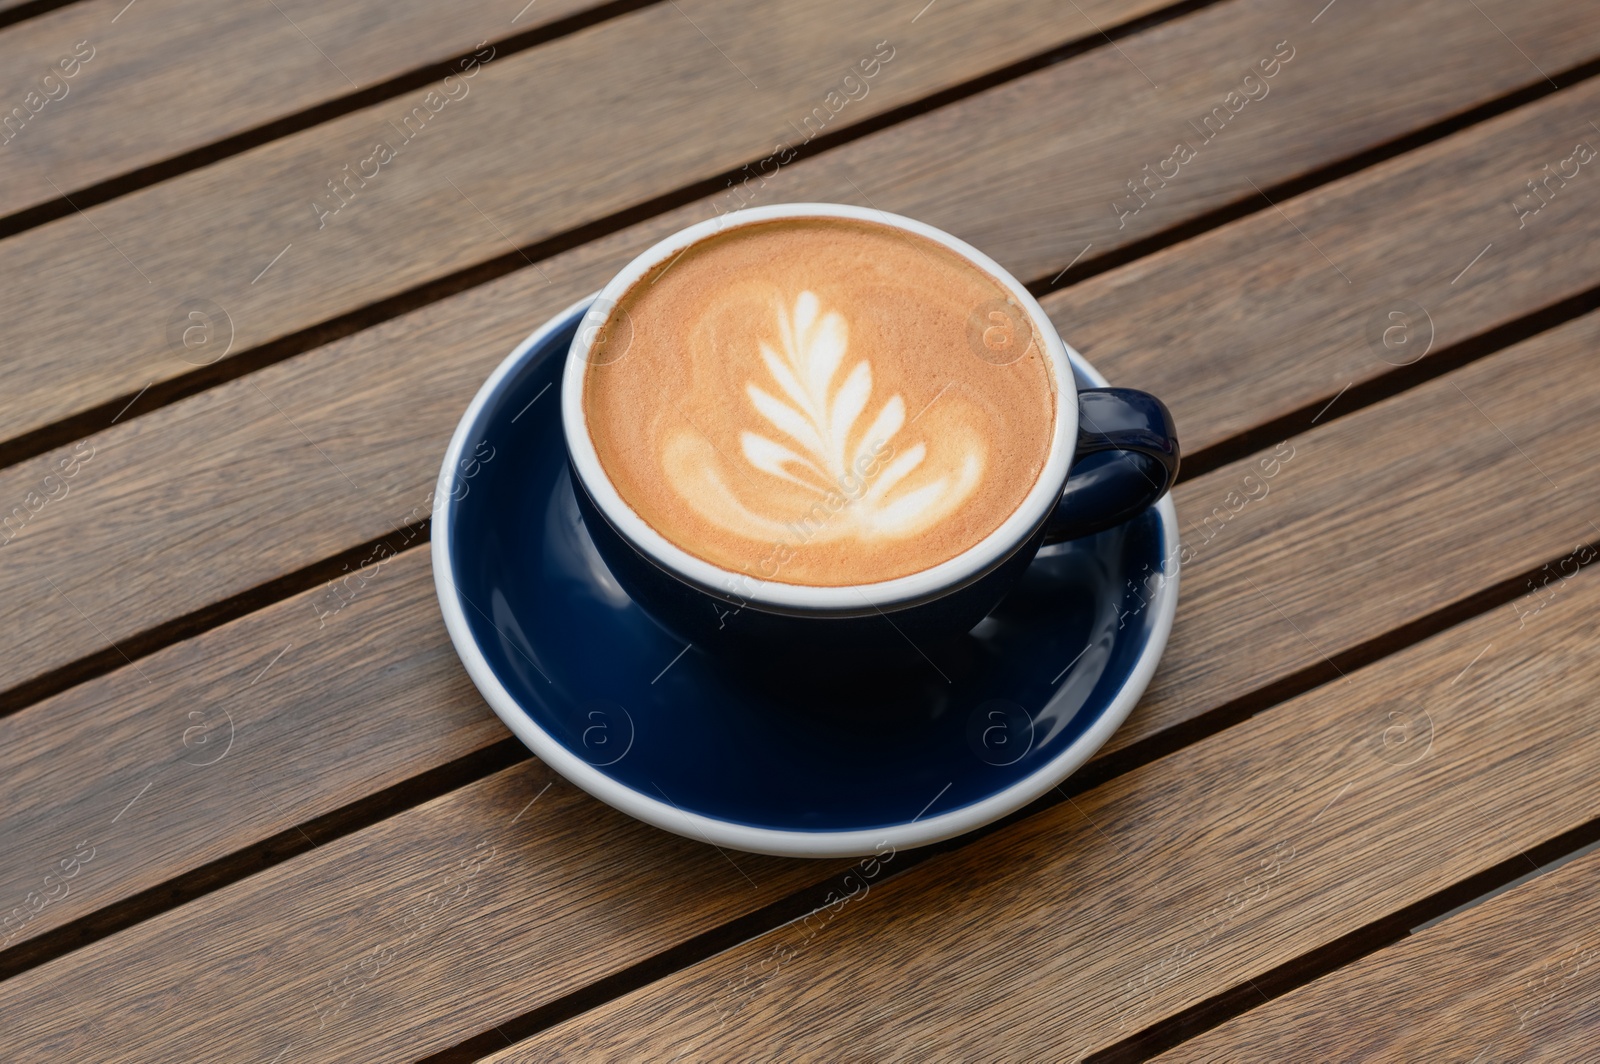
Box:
3;0;1598;1059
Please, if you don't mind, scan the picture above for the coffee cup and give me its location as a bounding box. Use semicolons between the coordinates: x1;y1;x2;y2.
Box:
562;203;1178;666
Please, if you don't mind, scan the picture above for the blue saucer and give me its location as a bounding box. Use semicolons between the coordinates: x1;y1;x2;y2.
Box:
433;298;1178;857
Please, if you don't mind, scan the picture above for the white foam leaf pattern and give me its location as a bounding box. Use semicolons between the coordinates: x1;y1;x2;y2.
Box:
749;292;879;486
746;383;826;472
862;442;925;506
738;431;821;489
663;290;984;547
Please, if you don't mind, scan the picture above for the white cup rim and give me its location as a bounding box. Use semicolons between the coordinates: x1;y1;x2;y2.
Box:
560;202;1078;616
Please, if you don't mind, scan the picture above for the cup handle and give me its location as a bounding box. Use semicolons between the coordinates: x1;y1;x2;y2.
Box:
1043;388;1180;544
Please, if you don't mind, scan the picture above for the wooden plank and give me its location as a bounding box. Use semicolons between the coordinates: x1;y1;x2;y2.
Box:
0;0;616;219
5;309;1599;1060
0;0;1174;445
475;320;1600;1060
1043;104;1600;461
0;757;846;1063
2;0;1592;444
1158;847;1600;1061
0;0;1587;1049
3;30;1597;722
3;0;1596;960
6;91;1593;960
1066;86;1600;758
1;183;1563;958
0;547;506;957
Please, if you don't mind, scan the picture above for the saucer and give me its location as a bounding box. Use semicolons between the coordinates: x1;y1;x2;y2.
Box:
433;297;1179;858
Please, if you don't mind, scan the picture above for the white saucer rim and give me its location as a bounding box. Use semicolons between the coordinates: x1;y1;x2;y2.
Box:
433;298;1179;858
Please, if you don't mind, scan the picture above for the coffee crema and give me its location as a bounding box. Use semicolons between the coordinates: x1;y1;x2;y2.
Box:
582;217;1057;587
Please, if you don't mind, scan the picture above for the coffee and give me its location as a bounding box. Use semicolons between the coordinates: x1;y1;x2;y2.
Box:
582;217;1056;587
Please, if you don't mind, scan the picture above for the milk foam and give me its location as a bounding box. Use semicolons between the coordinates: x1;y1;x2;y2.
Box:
583;218;1056;587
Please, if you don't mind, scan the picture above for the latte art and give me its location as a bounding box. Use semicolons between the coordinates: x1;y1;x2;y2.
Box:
583;217;1056;587
662;290;984;545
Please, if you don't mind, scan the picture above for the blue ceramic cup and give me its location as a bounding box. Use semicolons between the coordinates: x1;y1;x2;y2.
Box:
562;204;1178;666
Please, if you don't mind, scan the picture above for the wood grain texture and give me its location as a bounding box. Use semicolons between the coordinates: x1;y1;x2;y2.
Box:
2;0;1593;444
0;547;505;956
1159;848;1600;1061
6;198;1592;967
1041;81;1600;457
483;346;1600;1059
1102;280;1600;762
3;0;1596;1058
0;0;614;219
0;0;1173;443
5;311;1598;1059
2;0;1595;981
4;46;1598;724
0;757;847;1063
6;266;1588;967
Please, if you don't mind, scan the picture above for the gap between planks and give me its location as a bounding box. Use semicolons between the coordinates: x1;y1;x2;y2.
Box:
6;99;1600;955
1094;813;1600;1062
0;0;668;240
7;302;1600;1048
9;49;1600;966
3;272;1595;724
0;0;1593;1030
0;0;82;34
1022;53;1600;305
3;505;1595;1011
0;0;1229;474
0;519;428;719
4;47;1594;475
1151;838;1600;1060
